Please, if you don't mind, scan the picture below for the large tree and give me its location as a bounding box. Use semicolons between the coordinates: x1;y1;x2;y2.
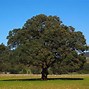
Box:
7;14;88;80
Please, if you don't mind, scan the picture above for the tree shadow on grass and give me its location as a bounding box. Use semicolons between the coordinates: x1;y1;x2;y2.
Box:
48;78;84;80
1;77;84;81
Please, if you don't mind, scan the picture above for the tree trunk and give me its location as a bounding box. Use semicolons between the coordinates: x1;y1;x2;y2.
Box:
41;67;48;80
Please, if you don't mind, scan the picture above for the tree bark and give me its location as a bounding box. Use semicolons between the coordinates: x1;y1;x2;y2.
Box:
41;67;48;80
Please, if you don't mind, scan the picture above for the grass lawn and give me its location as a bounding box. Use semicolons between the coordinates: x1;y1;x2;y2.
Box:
0;74;89;89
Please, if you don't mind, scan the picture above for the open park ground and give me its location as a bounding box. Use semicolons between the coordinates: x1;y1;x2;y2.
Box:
0;74;89;89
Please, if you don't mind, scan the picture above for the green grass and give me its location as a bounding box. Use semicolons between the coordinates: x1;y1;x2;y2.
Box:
0;74;89;89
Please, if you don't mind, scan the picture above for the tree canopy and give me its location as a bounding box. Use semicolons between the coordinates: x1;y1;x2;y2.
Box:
7;14;88;80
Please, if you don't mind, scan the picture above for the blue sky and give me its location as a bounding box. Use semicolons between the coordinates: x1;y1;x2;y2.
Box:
0;0;89;45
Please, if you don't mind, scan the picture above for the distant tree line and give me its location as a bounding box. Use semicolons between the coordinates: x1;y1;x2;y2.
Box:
0;14;89;79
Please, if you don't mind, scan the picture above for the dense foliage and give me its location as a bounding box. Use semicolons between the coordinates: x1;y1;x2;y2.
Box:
0;43;11;73
0;14;89;79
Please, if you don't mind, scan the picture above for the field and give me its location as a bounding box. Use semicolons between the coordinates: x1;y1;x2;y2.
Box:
0;74;89;89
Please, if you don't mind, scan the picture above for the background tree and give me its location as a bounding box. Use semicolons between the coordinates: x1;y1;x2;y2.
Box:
7;14;88;80
0;43;11;73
